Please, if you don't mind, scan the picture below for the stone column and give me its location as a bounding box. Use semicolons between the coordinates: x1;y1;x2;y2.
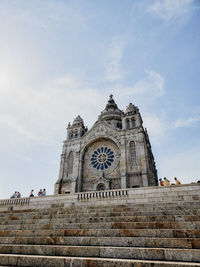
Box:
120;137;127;189
139;138;149;187
71;151;80;193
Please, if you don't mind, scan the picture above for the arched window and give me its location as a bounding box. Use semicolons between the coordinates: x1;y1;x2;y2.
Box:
131;118;136;128
126;119;130;129
130;141;137;167
68;152;74;175
69;131;73;139
69;132;74;139
117;122;122;129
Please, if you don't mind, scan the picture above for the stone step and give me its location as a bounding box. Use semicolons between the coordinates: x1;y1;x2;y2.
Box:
0;221;199;231
0;236;199;249
1;215;199;224
0;228;200;238
1;254;200;267
0;206;199;221
0;202;199;217
0;244;200;262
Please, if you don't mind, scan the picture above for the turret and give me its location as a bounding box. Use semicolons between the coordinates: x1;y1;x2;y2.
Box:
122;103;142;130
67;115;87;140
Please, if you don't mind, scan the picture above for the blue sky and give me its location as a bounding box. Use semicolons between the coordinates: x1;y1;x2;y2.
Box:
0;0;200;198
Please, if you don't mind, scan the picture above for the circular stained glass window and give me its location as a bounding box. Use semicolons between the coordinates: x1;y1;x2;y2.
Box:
91;147;114;170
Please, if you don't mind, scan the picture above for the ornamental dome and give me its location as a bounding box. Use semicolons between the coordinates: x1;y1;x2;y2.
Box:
99;95;122;121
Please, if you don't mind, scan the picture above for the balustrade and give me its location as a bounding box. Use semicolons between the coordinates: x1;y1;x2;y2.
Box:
0;198;30;207
78;189;128;200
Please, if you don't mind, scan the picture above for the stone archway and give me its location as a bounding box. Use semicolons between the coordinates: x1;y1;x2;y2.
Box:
96;183;105;191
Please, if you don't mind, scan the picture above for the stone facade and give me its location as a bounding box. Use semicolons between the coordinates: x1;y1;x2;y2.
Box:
54;95;158;194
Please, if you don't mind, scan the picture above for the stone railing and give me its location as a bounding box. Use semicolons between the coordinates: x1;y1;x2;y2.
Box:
78;189;128;200
0;197;30;207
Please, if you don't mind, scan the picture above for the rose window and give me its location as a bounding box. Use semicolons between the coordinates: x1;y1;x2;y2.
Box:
91;147;114;170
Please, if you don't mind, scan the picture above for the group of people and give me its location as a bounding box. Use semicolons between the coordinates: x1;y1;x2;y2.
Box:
159;177;181;186
29;189;46;197
11;178;181;198
10;191;21;198
11;189;47;198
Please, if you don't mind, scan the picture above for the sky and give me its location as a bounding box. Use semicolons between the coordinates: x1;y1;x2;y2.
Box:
0;0;200;198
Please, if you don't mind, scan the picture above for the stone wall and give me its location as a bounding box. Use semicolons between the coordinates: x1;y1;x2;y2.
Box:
1;183;200;212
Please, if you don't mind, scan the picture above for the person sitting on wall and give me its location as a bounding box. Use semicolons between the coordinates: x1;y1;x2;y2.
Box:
164;177;171;186
38;189;43;196
17;192;21;198
159;178;164;186
29;189;34;197
174;177;181;185
10;191;18;198
42;189;46;196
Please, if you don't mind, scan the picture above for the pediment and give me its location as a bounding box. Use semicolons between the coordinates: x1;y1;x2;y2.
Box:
84;121;117;140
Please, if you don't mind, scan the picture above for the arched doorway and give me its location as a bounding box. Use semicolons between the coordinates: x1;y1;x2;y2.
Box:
96;183;105;191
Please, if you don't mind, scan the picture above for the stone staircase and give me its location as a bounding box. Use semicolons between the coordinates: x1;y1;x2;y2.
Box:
0;184;200;266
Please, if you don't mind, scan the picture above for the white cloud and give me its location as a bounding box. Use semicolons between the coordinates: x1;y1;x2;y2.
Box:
0;1;87;31
0;72;106;148
0;114;43;143
174;116;200;128
112;70;165;100
104;36;125;81
0;67;166;151
148;0;194;22
143;113;167;144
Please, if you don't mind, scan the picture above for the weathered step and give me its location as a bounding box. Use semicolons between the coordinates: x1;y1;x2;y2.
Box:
0;228;200;238
0;206;199;222
1;214;200;225
0;202;200;218
1;254;200;267
2;200;200;212
0;245;200;262
0;221;199;231
0;236;199;249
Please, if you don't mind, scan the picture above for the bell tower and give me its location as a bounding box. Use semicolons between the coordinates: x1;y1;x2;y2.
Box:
67;115;87;140
122;103;142;129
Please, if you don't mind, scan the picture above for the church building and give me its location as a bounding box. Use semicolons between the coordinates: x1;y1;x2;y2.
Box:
54;95;158;194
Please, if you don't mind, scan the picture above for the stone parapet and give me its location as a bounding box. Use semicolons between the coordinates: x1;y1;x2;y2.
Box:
0;183;199;212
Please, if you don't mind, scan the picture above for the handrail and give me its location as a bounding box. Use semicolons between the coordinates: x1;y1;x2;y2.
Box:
78;189;128;200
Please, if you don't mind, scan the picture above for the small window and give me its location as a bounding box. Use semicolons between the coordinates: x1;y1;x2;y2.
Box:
69;132;73;139
130;141;137;167
126;119;130;129
68;152;74;175
117;123;122;129
131;118;136;128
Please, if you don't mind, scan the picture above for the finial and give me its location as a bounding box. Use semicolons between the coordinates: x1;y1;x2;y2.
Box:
109;94;113;99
